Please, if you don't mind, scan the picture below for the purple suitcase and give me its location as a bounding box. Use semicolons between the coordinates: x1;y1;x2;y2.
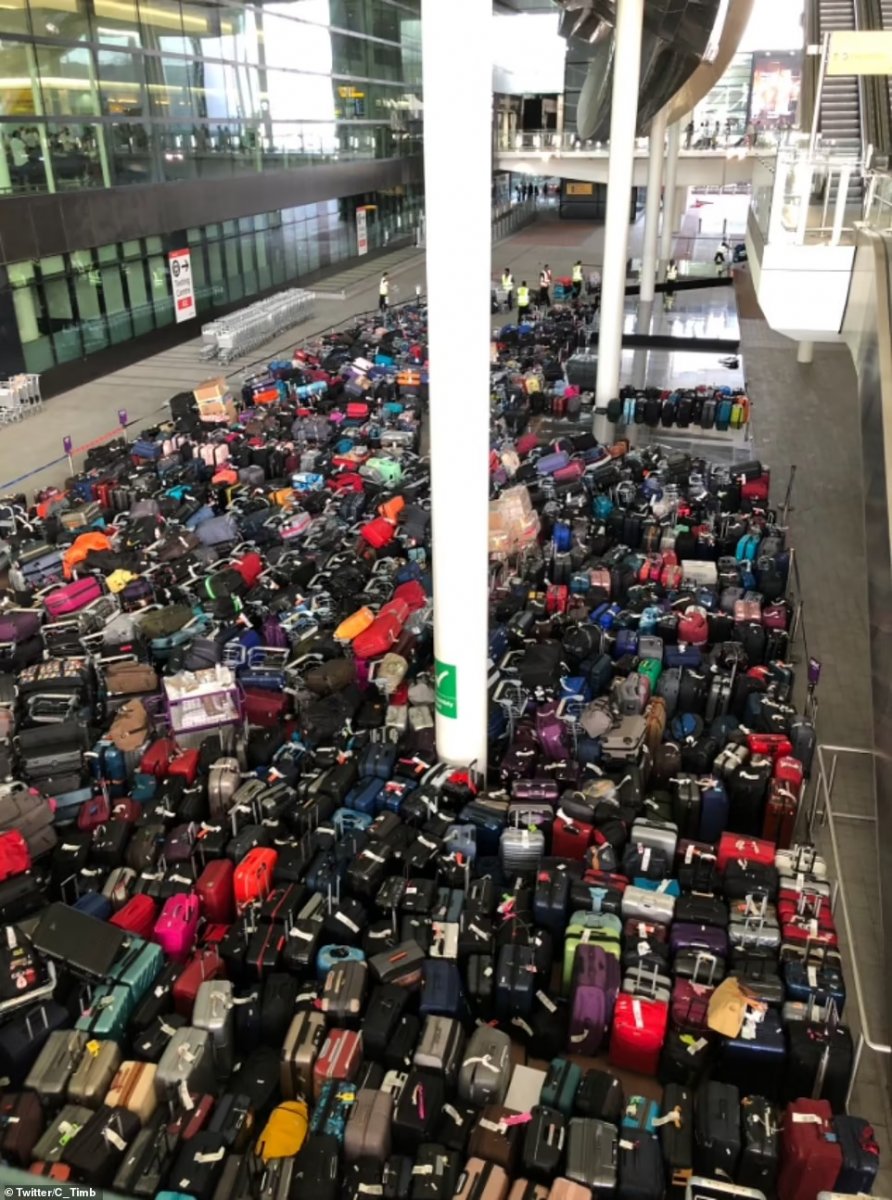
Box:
536;451;570;476
569;944;621;1055
535;703;567;762
669;922;729;959
512;779;560;805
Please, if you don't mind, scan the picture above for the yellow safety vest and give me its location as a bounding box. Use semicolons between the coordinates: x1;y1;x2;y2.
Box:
517;286;530;306
379;279;389;297
502;273;513;289
572;264;583;282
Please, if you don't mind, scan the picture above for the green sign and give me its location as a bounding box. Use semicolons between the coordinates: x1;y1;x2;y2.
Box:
435;658;458;719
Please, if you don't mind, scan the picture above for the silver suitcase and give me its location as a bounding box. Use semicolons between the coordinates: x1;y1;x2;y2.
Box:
621;885;676;925
622;966;672;1003
728;916;781;950
101;866;137;910
601;714;646;763
192;979;236;1076
457;1026;511;1107
566;1116;618;1193
630;818;678;860
280;1010;326;1100
500;826;545;875
776;845;827;879
67;1039;122;1107
25;1030;87;1104
155;1027;215;1099
413;1016;465;1083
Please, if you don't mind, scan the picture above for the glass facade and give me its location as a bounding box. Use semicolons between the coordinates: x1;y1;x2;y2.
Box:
0;0;422;193
5;183;424;370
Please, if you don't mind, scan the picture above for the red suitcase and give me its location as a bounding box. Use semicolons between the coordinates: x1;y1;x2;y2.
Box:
140;738;176;778
233;847;277;912
762;780;799;849
313;1028;362;1101
195;859;235;923
171;947;226;1018
608;994;668;1075
774;755;805;789
109;893;158;938
716;833;775;873
777;1099;842;1200
552;816;592;861
243;689;290;728
168;749;200;785
746;733;793;759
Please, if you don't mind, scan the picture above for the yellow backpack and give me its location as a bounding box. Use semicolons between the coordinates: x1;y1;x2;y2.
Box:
256;1100;308;1162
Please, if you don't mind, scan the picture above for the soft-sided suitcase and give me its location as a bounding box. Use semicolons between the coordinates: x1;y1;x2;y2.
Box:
343;1087;392;1163
737;1095;779;1195
618;1130;663;1200
694;1083;740;1179
777;1100;842;1200
833;1115;880;1194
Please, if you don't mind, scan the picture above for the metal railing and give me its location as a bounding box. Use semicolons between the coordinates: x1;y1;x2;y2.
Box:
496;129;792;154
806;743;892;1111
752;145;866;248
864;171;892;229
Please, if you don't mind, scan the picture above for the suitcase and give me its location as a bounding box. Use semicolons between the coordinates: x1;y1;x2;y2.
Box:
777;1100;842;1200
24;1029;87;1105
520;1105;566;1182
832;1115;880;1194
343;1087;393;1163
783;1022;853;1112
658;1084;693;1195
105;1059;158;1122
156;1027;216;1099
313;1028;362;1101
458;1026;512;1107
192;979;236;1076
694;1082;740;1179
414;1015;466;1083
609;995;668;1075
566;1117;618;1195
737;1096;779;1194
467;1105;522;1174
453;1158;512;1200
32;1103;94;1164
391;1068;444;1150
68;1039;123;1108
281;1010;327;1099
60;1104;141;1185
0;1090;45;1164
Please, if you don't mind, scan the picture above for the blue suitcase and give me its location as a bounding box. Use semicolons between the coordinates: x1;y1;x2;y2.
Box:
783;961;846;1015
533;871;569;933
715;1007;785;1100
457;803;506;857
664;645;702;669
419;960;465;1019
316;944;365;980
699;779;730;842
833;1115;880;1193
623;1094;660;1134
358;743;397;781
345;779;384;815
74;892;112;920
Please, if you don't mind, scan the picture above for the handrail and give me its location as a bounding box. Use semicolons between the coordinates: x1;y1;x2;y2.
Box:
808;742;892;1110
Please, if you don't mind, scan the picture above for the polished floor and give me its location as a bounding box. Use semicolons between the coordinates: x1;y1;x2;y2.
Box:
1;212;887;1174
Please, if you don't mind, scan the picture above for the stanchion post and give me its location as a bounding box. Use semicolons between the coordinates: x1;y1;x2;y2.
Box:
421;0;490;773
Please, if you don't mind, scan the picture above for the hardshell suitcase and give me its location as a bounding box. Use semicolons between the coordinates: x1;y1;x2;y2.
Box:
833;1115;880;1194
24;1029;87;1105
777;1100;842;1200
343;1087;392;1163
694;1083;740;1179
566;1117;618;1196
32;1104;94;1164
520;1105;566;1182
453;1158;512;1200
458;1026;512;1107
67;1039;123;1108
104;1059;158;1123
414;1014;466;1083
281;1010;327;1099
155;1026;216;1099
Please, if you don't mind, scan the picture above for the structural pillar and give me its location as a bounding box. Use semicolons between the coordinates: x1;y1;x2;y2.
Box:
421;0;490;773
659;121;681;278
640;106;667;303
595;0;645;436
797;340;814;364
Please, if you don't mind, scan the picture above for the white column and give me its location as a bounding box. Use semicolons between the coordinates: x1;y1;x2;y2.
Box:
640;106;667;302
831;166;851;246
422;0;490;773
658;120;681;276
595;0;645;434
797;340;814;364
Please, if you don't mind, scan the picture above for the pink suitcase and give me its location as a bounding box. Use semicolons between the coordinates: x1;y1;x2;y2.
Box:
43;577;103;618
153;893;200;960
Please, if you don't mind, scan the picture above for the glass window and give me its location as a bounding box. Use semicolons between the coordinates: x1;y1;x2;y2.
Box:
330;0;364;31
0;0;30;35
100;262;132;342
70;249;109;352
145;234;162;253
331;31;367;77
97;48;148;118
187;242;210;311
37;46;98;118
137;0;183;41
369;41;401;80
224;237;242;300
0;126;48;194
367;1;399;42
30;0;92;40
123;258;153;334
206;238;226;304
43;275;81;363
255;229;270;290
92;0;140;41
8;262;54;372
152;56;195;120
241;232;256;295
110;122;153;184
148;253;172;324
0;43;36;117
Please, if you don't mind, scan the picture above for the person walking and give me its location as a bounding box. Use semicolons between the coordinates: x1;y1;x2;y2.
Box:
538;263;552;307
685;118;694;149
378;272;389;311
517;280;530;325
571;259;584;300
664;258;678;310
501;267;514;310
714;240;729;276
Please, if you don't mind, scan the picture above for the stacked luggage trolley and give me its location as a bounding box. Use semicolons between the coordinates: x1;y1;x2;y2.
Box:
200;289;316;365
0;294;881;1200
0;373;42;425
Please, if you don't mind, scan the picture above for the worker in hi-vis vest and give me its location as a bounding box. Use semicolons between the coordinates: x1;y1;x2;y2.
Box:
517;281;530;325
501;267;514;310
379;272;389;311
572;259;584;299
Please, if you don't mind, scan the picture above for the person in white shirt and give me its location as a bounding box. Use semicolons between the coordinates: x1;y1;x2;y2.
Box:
379;272;389;311
8;131;28;169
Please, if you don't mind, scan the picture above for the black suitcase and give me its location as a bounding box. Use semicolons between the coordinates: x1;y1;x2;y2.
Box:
520;1105;565;1181
291;1134;341;1200
694;1082;741;1179
392;1069;444;1151
783;1021;854;1112
169;1130;229;1200
385;1014;421;1071
435;1100;478;1153
833;1115;880;1194
364;984;410;1062
618;1129;663;1200
230;1046;281;1120
466;953;495;1019
575;1068;624;1123
737;1095;779;1194
61;1104;141;1185
0;1002;70;1085
112;1112;173;1196
659;1084;694;1195
133;1012;188;1062
409;1143;461;1199
207;1092;254;1151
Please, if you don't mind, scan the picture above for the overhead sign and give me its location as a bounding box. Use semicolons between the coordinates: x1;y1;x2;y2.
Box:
827;30;892;75
356;208;368;256
169;249;196;323
566;182;594;196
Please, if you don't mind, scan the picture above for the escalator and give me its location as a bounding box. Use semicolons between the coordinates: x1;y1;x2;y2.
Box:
879;0;892;155
814;0;865;197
